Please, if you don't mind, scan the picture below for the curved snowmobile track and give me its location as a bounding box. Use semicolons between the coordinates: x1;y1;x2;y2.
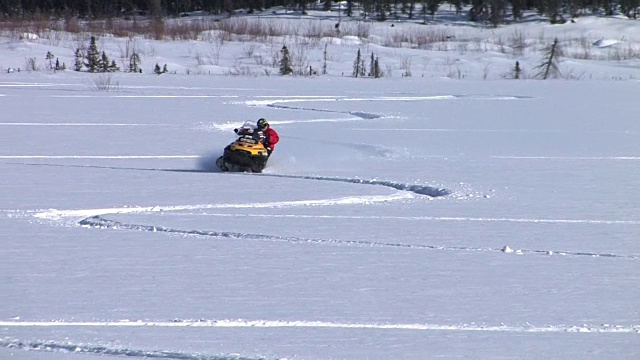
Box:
2;319;639;333
2;318;638;359
266;103;382;120
0;338;264;360
239;94;529;122
76;215;639;260
253;172;451;197
3;161;450;196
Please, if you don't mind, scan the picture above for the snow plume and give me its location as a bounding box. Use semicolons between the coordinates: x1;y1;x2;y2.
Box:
196;151;223;172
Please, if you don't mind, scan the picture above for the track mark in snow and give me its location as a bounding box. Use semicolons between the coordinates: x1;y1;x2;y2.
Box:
0;82;71;87
51;95;237;98
1;155;199;159
76;216;639;260
185;213;640;226
2;319;638;333
355;128;639;134
207;117;364;132
7;157;451;197
257;173;450;197
242;95;529;107
77;215;435;249
0;123;172;127
33;194;411;220
493;155;640;161
236;94;528;125
266;103;382;120
0;338;262;360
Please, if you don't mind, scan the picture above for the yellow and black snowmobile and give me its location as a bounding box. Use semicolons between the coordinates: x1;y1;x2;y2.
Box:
216;121;270;173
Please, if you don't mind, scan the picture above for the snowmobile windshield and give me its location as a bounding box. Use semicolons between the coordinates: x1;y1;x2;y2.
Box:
236;121;265;143
239;121;257;131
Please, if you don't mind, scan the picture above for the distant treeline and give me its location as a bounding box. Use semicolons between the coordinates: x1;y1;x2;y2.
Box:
0;0;637;23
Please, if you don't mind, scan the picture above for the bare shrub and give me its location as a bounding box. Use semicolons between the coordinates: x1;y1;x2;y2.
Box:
86;21;107;36
243;43;258;58
495;35;506;54
339;21;371;39
387;27;451;48
150;18;165;40
195;52;207;65
228;66;257;76
268;46;281;67
457;42;469;54
400;56;412;77
210;38;224;65
482;63;491;80
509;29;526;56
470;36;484;52
185;67;207;75
164;19;212;40
608;44;640;61
290;44;311;75
385;64;394;77
447;66;466;79
88;74;120;91
214;18;280;40
63;16;82;33
42;30;65;47
24;57;37;71
562;68;586;80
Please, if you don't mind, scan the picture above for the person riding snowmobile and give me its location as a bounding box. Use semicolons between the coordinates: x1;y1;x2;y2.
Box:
256;118;279;156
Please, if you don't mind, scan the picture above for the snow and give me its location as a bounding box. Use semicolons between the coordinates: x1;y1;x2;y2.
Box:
1;8;640;360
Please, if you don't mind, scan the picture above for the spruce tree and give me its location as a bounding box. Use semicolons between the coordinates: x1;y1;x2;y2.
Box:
154;63;162;75
109;60;120;72
129;52;141;73
514;61;521;79
279;46;293;75
45;51;54;69
85;36;101;72
373;57;382;78
73;48;84;71
352;48;361;78
162;64;168;73
101;51;110;72
369;52;375;77
322;43;328;75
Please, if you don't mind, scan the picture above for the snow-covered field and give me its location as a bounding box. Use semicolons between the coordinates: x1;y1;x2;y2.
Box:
1;9;640;360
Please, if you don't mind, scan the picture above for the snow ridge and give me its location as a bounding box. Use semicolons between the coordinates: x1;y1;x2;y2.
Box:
77;216;638;260
257;173;451;197
2;319;639;333
0;338;266;360
35;194;410;220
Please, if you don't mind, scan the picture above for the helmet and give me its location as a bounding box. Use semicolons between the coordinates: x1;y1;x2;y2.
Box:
257;118;269;130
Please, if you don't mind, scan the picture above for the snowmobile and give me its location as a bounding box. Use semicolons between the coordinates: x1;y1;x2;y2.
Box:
216;121;270;173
